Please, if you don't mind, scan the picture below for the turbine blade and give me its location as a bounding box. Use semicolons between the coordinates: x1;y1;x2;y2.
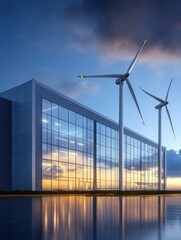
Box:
126;78;145;125
78;74;125;78
165;78;173;101
126;39;147;75
165;106;176;139
139;87;165;103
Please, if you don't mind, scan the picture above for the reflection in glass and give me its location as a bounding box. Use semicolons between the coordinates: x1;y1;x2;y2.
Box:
42;99;165;191
42;99;94;190
123;134;164;190
96;123;119;190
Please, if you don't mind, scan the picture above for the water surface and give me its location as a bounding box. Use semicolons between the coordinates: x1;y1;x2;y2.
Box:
0;195;181;240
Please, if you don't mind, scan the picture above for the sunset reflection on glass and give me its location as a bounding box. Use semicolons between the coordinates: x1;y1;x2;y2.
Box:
41;99;166;191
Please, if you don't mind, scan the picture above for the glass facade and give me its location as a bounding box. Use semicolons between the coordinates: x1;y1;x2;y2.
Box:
42;99;94;190
123;134;165;190
124;135;157;190
41;98;165;191
96;123;119;190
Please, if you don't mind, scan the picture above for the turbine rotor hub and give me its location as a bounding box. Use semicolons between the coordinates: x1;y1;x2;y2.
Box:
115;74;128;85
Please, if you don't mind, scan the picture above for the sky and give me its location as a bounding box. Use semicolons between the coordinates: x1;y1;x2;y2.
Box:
1;0;181;188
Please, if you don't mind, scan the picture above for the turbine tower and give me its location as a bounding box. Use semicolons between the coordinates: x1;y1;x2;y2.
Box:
140;79;175;190
78;40;147;190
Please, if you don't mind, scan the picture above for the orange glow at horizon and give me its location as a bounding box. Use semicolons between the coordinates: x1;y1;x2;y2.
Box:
167;177;181;190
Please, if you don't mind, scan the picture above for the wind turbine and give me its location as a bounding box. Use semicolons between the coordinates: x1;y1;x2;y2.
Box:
78;40;147;190
140;79;175;190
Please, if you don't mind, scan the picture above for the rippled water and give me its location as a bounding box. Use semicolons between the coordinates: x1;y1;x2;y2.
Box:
0;195;181;240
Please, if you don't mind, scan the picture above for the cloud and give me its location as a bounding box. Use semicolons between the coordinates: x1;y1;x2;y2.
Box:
2;0;181;64
57;78;100;98
167;149;181;178
62;0;181;63
35;68;99;98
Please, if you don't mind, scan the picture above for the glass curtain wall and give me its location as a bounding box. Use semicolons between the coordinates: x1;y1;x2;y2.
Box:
42;99;94;190
161;150;166;190
96;123;119;190
41;99;165;191
123;134;160;190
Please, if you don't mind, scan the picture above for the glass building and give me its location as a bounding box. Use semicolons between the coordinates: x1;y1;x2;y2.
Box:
0;80;166;191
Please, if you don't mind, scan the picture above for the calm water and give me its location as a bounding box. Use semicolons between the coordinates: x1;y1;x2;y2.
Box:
0;195;181;240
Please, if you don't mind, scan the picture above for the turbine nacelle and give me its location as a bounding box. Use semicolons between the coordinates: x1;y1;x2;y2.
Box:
155;101;168;109
140;79;175;138
115;73;129;85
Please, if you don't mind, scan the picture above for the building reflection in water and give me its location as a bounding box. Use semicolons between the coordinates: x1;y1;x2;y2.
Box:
41;196;166;240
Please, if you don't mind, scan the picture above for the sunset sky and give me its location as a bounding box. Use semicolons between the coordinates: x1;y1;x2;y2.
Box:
1;0;181;189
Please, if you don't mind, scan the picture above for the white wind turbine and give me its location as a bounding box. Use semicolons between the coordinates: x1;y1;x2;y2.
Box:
78;40;147;190
140;79;175;190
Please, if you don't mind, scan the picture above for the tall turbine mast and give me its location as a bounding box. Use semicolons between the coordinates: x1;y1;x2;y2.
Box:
140;79;175;190
79;40;147;191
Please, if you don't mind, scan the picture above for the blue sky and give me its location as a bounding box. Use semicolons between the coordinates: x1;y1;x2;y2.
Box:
1;0;181;154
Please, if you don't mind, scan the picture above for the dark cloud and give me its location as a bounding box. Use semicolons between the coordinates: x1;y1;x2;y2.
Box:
167;149;181;177
2;0;181;62
63;0;181;62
